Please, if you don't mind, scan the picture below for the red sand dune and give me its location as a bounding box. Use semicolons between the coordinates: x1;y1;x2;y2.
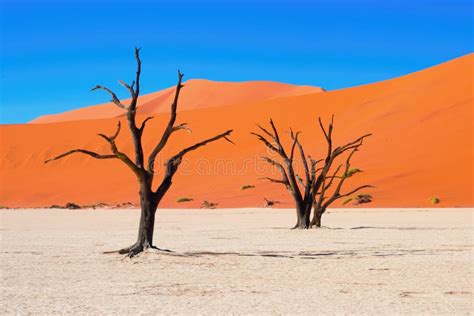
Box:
31;80;324;123
1;54;472;208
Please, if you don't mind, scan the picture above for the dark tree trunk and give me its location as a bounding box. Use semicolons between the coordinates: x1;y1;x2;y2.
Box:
294;203;312;229
127;177;173;256
311;207;325;228
137;190;157;244
125;183;158;256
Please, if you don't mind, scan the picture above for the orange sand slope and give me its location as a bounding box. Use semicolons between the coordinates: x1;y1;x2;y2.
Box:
31;80;324;123
1;54;472;208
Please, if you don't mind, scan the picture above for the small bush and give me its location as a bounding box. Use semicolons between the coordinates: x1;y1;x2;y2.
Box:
431;197;440;204
241;185;255;191
65;202;81;210
264;197;280;207
354;194;372;205
201;200;218;209
177;197;193;203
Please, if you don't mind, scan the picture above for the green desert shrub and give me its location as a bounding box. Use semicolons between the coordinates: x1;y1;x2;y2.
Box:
430;197;440;204
240;184;255;191
342;194;372;206
344;167;362;178
342;198;353;205
176;197;193;203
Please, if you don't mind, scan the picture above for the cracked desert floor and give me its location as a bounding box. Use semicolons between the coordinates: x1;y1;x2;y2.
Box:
1;208;473;314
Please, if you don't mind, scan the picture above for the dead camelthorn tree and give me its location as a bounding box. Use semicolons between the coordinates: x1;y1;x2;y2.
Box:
252;120;319;229
253;116;372;229
310;117;373;227
45;48;233;257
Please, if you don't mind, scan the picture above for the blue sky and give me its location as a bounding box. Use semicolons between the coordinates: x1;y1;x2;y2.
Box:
1;0;472;124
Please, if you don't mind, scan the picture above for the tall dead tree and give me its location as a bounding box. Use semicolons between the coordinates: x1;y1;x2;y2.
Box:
253;116;372;229
252;120;318;229
45;48;233;256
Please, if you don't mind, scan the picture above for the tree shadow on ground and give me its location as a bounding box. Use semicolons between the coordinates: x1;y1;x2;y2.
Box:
350;226;468;230
148;247;468;260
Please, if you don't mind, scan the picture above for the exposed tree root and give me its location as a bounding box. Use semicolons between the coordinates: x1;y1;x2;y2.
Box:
150;245;173;253
103;243;173;258
291;224;310;229
103;244;134;255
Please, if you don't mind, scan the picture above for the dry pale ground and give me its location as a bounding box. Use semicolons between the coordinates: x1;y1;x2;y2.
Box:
1;208;473;315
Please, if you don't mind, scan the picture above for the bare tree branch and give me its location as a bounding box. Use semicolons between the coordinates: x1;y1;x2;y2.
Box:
170;129;233;163
259;177;289;186
98;121;122;142
297;142;310;185
269;119;282;145
296;175;305;190
138;116;154;133
289;129;301;162
324;164;343;191
318;117;329;140
171;122;192;134
147;70;185;173
118;80;135;99
333;133;372;156
95;121;141;176
309;157;323;177
46;121;127;164
45;149;116;164
255;119;288;157
336;185;374;199
223;136;235;144
132;47;141;103
153;129;233;195
256;124;276;142
121;48;145;169
261;156;290;187
91;85;127;109
251;132;280;153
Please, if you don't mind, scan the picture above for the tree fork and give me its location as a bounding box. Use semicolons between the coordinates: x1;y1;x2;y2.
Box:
253;119;314;229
